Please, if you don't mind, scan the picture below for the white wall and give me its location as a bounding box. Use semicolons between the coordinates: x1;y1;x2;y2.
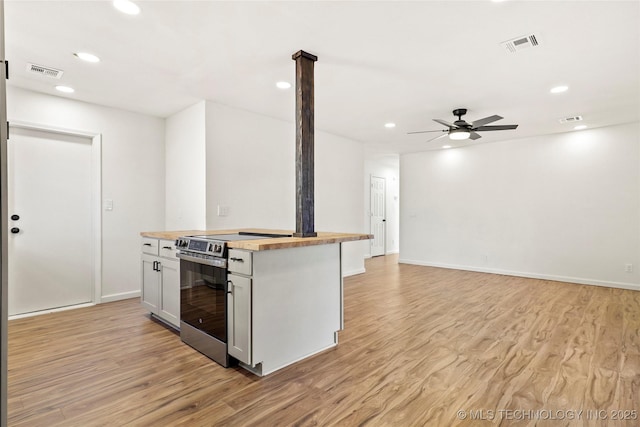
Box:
400;122;640;290
364;157;400;257
204;102;366;276
204;102;295;230
7;86;166;300
316;131;367;276
165;101;206;230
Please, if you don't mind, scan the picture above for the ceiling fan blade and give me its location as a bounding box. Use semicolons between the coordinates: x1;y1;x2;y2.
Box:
469;131;482;140
407;129;447;135
474;124;518;131
427;133;449;143
471;115;502;127
433;118;456;128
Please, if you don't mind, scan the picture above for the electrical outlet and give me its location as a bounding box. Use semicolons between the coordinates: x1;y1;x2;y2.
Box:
625;264;633;273
217;205;229;217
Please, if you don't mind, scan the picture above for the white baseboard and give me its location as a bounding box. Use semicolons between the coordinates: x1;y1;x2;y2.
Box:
397;259;640;292
9;291;141;319
385;250;399;255
363;254;372;259
9;302;95;320
259;342;338;376
100;290;141;303
343;268;366;277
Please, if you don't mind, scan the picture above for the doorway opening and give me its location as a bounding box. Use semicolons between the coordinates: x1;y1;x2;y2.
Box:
370;175;386;257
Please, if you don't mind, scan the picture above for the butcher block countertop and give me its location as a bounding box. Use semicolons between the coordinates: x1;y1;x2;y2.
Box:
140;228;372;251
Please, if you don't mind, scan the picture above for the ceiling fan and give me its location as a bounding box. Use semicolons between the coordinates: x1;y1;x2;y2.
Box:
408;108;518;142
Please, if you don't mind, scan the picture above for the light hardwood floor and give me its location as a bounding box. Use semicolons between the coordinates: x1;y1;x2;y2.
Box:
7;255;640;426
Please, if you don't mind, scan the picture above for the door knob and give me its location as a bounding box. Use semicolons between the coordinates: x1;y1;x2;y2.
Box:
10;227;20;234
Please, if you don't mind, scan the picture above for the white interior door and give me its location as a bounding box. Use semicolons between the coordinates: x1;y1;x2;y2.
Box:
370;176;386;257
8;126;94;316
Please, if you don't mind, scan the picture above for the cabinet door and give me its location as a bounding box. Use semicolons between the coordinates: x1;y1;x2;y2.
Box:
159;258;180;328
141;254;159;312
227;273;252;364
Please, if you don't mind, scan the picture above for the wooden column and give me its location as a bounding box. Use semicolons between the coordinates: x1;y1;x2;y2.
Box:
292;50;317;238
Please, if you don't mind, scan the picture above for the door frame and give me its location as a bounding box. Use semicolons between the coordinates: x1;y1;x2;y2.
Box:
1;1;8;422
370;175;386;256
9;120;102;306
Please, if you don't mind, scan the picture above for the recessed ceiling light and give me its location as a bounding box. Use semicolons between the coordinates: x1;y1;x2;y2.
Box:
442;145;452;149
574;125;587;130
550;85;569;94
384;123;396;129
55;85;75;93
74;52;100;63
276;81;291;89
113;0;140;15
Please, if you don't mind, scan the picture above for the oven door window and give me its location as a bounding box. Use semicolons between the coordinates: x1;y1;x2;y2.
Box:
180;260;227;342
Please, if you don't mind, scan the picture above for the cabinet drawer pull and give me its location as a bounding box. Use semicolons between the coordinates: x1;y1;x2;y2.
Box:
162;246;172;250
143;243;152;247
230;257;244;263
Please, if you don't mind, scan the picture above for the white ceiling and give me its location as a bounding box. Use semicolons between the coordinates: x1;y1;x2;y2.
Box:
5;1;640;153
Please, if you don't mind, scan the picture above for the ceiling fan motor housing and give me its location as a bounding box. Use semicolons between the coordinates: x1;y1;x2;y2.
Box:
452;108;467;119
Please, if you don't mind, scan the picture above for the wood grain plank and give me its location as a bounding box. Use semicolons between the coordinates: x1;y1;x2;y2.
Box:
7;255;639;426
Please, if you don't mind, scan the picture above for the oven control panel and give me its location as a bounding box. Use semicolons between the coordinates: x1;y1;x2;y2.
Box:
176;237;226;258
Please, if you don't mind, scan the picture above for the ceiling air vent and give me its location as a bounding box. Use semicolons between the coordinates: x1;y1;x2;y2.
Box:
500;34;541;53
26;63;64;79
559;116;583;124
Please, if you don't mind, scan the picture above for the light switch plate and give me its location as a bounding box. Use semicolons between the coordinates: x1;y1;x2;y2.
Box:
217;205;229;217
104;199;113;211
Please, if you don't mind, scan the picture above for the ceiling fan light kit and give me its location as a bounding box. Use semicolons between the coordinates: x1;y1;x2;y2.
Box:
408;108;519;143
449;129;471;140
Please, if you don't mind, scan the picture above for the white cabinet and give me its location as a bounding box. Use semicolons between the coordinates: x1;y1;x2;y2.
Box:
227;273;252;364
226;245;342;377
227;248;253;365
158;258;179;326
140;238;180;328
141;237;159;255
228;248;252;276
241;243;342;376
141;254;160;312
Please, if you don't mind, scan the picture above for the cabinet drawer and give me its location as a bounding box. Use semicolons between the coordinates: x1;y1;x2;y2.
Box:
159;239;177;259
141;238;159;255
228;249;252;275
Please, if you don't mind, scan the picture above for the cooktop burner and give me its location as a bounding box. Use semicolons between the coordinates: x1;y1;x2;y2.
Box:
189;232;292;242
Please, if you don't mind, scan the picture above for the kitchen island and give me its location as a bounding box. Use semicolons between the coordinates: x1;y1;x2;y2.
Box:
140;228;371;376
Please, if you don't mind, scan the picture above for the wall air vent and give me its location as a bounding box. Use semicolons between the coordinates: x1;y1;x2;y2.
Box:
26;63;64;79
500;34;541;53
559;116;583;124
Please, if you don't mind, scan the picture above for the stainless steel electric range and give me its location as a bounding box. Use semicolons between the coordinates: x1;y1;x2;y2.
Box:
175;232;289;367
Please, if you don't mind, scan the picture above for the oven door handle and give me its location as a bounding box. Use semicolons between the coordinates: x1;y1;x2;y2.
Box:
177;252;227;268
